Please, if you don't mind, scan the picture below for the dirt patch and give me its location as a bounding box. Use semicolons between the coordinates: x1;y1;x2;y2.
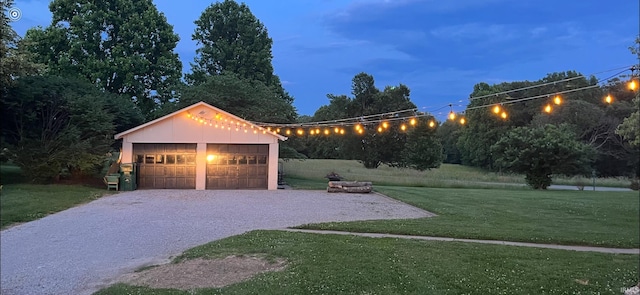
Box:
120;255;287;290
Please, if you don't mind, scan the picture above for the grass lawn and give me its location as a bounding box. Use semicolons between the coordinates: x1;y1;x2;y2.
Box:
1;164;109;229
297;186;640;248
96;230;639;295
281;159;634;189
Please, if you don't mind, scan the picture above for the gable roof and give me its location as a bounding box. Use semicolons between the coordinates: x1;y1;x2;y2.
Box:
114;101;287;141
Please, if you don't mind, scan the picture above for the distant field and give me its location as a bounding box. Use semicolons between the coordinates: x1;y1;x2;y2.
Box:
280;159;632;189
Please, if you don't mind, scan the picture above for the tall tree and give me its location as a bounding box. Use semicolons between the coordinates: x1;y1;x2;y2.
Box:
187;0;294;122
189;0;273;85
0;0;43;93
23;0;182;117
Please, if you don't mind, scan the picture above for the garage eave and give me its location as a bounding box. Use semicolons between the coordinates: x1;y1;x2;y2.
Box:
114;101;287;141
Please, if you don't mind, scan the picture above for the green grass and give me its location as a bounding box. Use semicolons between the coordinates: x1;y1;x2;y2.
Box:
95;230;639;295
281;159;633;188
1;164;110;229
298;186;640;248
1;184;107;228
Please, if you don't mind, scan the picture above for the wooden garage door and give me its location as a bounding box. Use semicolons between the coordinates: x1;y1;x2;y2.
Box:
134;143;197;189
206;144;268;189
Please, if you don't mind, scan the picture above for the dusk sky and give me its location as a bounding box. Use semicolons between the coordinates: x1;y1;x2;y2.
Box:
9;0;639;119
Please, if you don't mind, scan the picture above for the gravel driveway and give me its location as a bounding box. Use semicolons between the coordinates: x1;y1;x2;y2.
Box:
1;189;430;295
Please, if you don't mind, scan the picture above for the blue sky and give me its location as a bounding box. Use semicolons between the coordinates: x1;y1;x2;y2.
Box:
9;0;639;119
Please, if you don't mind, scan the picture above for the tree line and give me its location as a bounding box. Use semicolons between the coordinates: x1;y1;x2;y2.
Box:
1;0;638;188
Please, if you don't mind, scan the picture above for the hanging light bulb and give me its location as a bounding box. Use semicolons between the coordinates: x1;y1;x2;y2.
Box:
324;129;330;135
409;118;417;126
334;127;340;133
544;104;552;113
187;113;192;118
448;111;456;120
501;111;508;119
429;120;435;128
553;95;562;105
309;130;315;135
604;94;613;104
357;128;364;135
459;118;466;125
340;128;345;135
629;79;638;91
276;128;281;133
492;105;501;114
297;129;304;135
285;129;291;135
400;124;407;131
377;126;383;133
382;122;389;129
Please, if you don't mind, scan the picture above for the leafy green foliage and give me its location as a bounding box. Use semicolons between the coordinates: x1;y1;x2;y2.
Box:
617;95;640;147
0;0;44;94
402;119;443;171
2;76;116;182
161;73;296;123
307;73;440;169
436;120;462;164
491;124;595;189
23;0;182;117
188;0;274;86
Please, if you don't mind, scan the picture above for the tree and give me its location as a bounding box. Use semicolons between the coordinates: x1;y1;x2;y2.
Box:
342;81;417;168
186;0;295;127
437;120;462;164
0;0;44;94
403;118;443;171
616;36;640;147
162;72;296;123
188;0;277;86
23;0;182;117
457;82;514;169
2;76;116;182
491;124;595;189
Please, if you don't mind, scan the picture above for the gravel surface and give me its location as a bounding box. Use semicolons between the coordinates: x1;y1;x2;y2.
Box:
0;190;431;295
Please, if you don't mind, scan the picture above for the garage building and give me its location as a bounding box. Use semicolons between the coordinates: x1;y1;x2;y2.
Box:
115;101;286;190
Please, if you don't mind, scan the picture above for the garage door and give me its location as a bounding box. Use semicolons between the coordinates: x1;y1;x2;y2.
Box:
134;143;197;189
206;144;268;189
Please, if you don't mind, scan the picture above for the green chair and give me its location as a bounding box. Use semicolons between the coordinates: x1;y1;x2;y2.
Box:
104;175;119;191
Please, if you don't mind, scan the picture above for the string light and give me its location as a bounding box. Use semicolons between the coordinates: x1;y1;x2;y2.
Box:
492;105;501;114
553;95;562;105
185;65;633;136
